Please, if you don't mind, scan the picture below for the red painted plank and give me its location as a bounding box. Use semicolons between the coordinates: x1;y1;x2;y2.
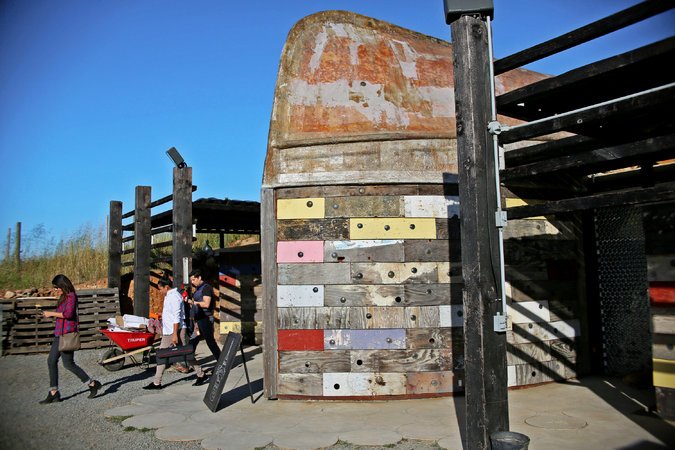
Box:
650;282;675;305
278;329;325;351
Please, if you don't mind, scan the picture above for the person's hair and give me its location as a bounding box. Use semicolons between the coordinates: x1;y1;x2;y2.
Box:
52;274;76;305
158;278;172;288
189;269;202;279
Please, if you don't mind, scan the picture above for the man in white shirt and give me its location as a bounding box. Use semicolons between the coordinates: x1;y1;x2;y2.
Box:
144;278;207;389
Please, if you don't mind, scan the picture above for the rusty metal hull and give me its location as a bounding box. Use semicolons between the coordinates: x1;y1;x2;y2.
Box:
263;10;547;189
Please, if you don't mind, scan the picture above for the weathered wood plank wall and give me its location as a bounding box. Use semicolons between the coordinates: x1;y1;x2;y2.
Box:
262;10;584;399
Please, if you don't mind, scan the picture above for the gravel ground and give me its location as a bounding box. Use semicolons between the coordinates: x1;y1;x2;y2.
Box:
0;349;443;450
0;347;203;450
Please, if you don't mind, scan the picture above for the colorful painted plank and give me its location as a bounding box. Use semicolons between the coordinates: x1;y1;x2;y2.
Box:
324;329;406;350
404;195;460;218
278;329;325;351
277;198;325;219
324;240;404;263
350;218;436;240
277;241;324;263
507;300;551;324
277;285;324;307
323;372;407;396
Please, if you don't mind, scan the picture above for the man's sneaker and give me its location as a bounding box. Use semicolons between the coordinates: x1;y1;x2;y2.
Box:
88;380;102;398
193;375;208;386
143;382;162;390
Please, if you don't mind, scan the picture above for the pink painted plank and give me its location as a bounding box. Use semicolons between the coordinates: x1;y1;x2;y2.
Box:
277;241;324;263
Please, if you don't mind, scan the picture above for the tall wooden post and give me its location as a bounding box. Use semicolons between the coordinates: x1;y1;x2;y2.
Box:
451;14;509;449
261;187;278;398
172;167;192;289
14;222;21;270
134;187;151;317
5;228;10;261
108;201;123;289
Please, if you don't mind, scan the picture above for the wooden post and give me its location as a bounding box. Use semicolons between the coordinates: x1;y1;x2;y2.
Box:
172;166;192;289
5;227;10;261
134;187;151;317
108;201;123;289
451;14;509;449
14;222;21;271
261;187;278;399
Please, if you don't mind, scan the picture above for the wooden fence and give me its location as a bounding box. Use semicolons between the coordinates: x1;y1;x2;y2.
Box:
0;288;119;355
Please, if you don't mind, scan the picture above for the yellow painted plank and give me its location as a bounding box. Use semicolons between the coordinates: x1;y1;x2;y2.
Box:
350;218;436;239
505;198;545;220
277;198;325;219
220;321;263;334
653;358;675;389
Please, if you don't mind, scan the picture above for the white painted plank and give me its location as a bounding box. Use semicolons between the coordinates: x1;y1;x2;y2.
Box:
508;300;551;324
277;285;324;307
439;305;464;327
323;372;407;396
404;195;460;218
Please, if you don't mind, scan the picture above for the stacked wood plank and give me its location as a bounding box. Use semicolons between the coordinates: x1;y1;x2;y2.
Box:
2;288;119;355
219;273;263;345
273;185;465;398
645;204;675;419
215;244;263;345
503;196;582;386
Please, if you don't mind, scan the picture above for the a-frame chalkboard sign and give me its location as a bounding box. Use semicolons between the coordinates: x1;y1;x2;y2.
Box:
203;332;243;412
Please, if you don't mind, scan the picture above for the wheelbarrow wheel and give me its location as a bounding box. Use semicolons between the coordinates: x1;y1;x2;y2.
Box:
101;348;125;371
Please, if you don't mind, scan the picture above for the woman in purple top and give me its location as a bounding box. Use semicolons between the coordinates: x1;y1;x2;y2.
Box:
38;274;101;404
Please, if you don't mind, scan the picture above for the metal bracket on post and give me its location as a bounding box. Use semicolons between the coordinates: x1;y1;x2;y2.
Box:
495;210;507;228
493;311;510;332
487;120;503;135
498;146;505;171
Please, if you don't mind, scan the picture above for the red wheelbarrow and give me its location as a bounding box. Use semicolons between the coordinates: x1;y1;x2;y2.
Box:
99;329;157;371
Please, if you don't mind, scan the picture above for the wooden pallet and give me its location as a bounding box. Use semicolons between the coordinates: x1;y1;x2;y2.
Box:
3;288;120;355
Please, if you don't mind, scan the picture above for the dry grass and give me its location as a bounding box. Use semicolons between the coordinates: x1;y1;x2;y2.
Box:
0;224;107;289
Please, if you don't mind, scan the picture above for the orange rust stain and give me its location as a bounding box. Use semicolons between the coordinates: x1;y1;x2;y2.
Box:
407;115;456;132
416;58;454;87
300;36;354;84
289;104;376;133
356;41;397;84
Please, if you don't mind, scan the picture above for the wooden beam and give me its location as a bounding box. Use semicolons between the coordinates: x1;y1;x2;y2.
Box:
451;15;509;449
506;181;675;219
493;0;675;75
502;134;675;180
497;37;675;120
498;84;675;144
172;166;193;289
504;135;598;167
122;185;197;219
108;201;122;289
133;186;151;317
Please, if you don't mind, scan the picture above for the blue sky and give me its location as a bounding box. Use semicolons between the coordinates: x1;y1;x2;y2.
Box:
1;0;673;252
